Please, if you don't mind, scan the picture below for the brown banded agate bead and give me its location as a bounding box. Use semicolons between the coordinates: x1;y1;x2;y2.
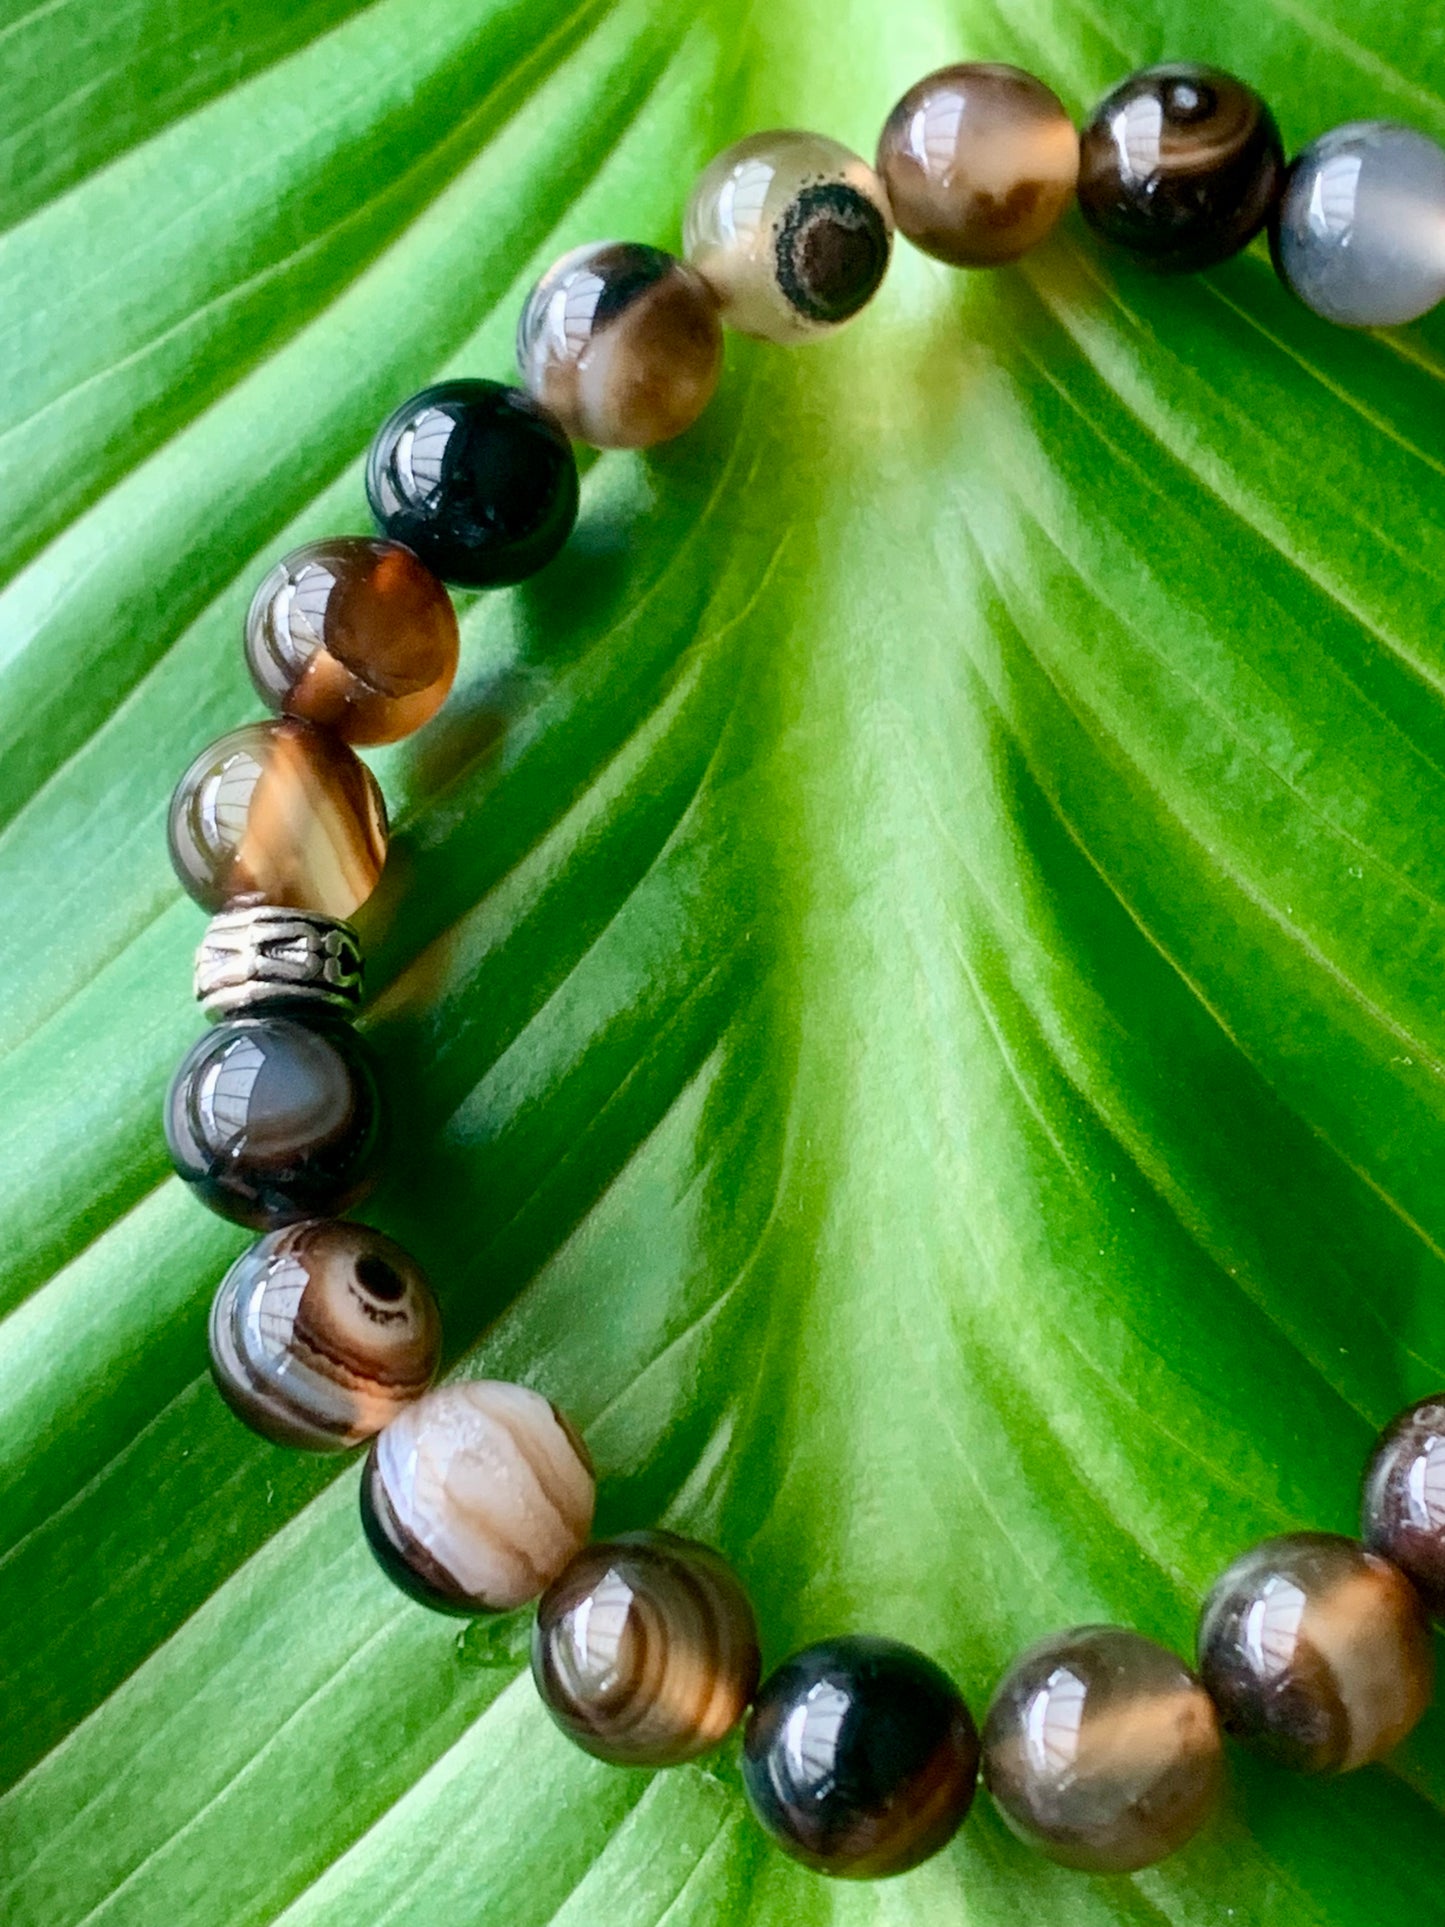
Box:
517;243;723;449
877;63;1079;267
982;1626;1223;1872
209;1220;441;1450
1197;1532;1433;1773
684;131;893;344
1363;1394;1445;1621
532;1530;761;1766
360;1380;595;1614
245;538;459;745
168;720;388;919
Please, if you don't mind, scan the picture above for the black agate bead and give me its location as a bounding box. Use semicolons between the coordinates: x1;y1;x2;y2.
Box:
1363;1394;1445;1620
741;1634;979;1878
366;378;579;589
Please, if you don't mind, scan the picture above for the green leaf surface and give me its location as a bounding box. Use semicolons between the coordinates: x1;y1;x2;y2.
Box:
2;0;1445;1920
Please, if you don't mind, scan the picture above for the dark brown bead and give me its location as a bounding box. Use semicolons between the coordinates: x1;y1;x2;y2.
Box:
532;1531;761;1766
877;63;1079;267
1197;1531;1433;1773
1077;64;1284;272
245;538;459;746
982;1626;1223;1872
1363;1394;1445;1620
168;720;388;919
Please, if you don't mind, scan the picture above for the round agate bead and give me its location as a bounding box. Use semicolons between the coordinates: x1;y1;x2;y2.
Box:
360;1380;595;1614
1197;1531;1434;1773
1271;121;1445;327
532;1530;761;1766
982;1626;1223;1872
683;131;893;344
165;1014;383;1230
1363;1394;1445;1620
168;719;388;920
1078;64;1284;272
877;63;1079;267
366;378;578;588
741;1635;979;1878
245;537;459;745
209;1220;441;1450
517;243;724;448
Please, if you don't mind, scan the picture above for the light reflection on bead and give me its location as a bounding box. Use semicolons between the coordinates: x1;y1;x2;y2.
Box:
1363;1393;1445;1620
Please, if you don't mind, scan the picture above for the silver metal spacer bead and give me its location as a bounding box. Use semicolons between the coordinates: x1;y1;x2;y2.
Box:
194;907;365;1021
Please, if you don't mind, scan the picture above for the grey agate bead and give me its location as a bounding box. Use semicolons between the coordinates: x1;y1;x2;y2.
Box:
1271;120;1445;326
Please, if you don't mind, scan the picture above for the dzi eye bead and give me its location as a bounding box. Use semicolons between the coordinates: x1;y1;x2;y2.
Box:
245;537;460;746
531;1530;761;1766
741;1635;980;1878
982;1626;1224;1872
876;63;1080;267
209;1219;442;1450
683;131;894;344
1077;63;1285;272
360;1380;595;1613
516;243;724;449
366;378;579;589
167;719;388;920
1271;121;1445;327
1196;1531;1435;1773
165;1013;384;1230
1362;1394;1445;1620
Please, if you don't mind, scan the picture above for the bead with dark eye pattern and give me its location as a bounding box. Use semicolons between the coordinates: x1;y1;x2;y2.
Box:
361;1380;595;1614
517;243;724;448
532;1530;761;1765
982;1626;1224;1872
209;1219;441;1449
684;131;893;344
168;720;388;920
877;63;1079;267
741;1635;979;1878
1362;1394;1445;1621
366;378;578;589
1078;64;1284;272
1196;1531;1434;1773
165;1013;384;1230
245;537;459;745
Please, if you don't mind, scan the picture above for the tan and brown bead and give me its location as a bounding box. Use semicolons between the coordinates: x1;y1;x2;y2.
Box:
209;1219;441;1450
167;718;388;920
516;242;723;448
360;1380;595;1614
982;1625;1223;1872
532;1530;761;1766
1197;1531;1434;1773
684;130;893;344
245;537;459;746
877;63;1079;267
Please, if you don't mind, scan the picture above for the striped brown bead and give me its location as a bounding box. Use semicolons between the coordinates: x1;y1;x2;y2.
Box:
532;1531;761;1766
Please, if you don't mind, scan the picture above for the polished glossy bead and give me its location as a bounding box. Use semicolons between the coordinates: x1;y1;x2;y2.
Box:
245;537;459;745
1078;64;1284;272
532;1530;761;1766
516;243;724;448
360;1380;595;1614
1270;121;1445;327
741;1635;979;1878
982;1626;1223;1872
194;906;363;1022
209;1219;441;1449
165;1014;383;1230
1362;1394;1445;1620
877;63;1079;267
366;379;578;589
1197;1531;1433;1773
168;720;388;920
683;131;894;344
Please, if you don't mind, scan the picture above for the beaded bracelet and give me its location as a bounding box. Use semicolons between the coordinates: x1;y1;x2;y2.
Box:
162;57;1445;1884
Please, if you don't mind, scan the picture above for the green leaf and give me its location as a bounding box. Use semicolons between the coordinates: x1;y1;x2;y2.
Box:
2;0;1444;1920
